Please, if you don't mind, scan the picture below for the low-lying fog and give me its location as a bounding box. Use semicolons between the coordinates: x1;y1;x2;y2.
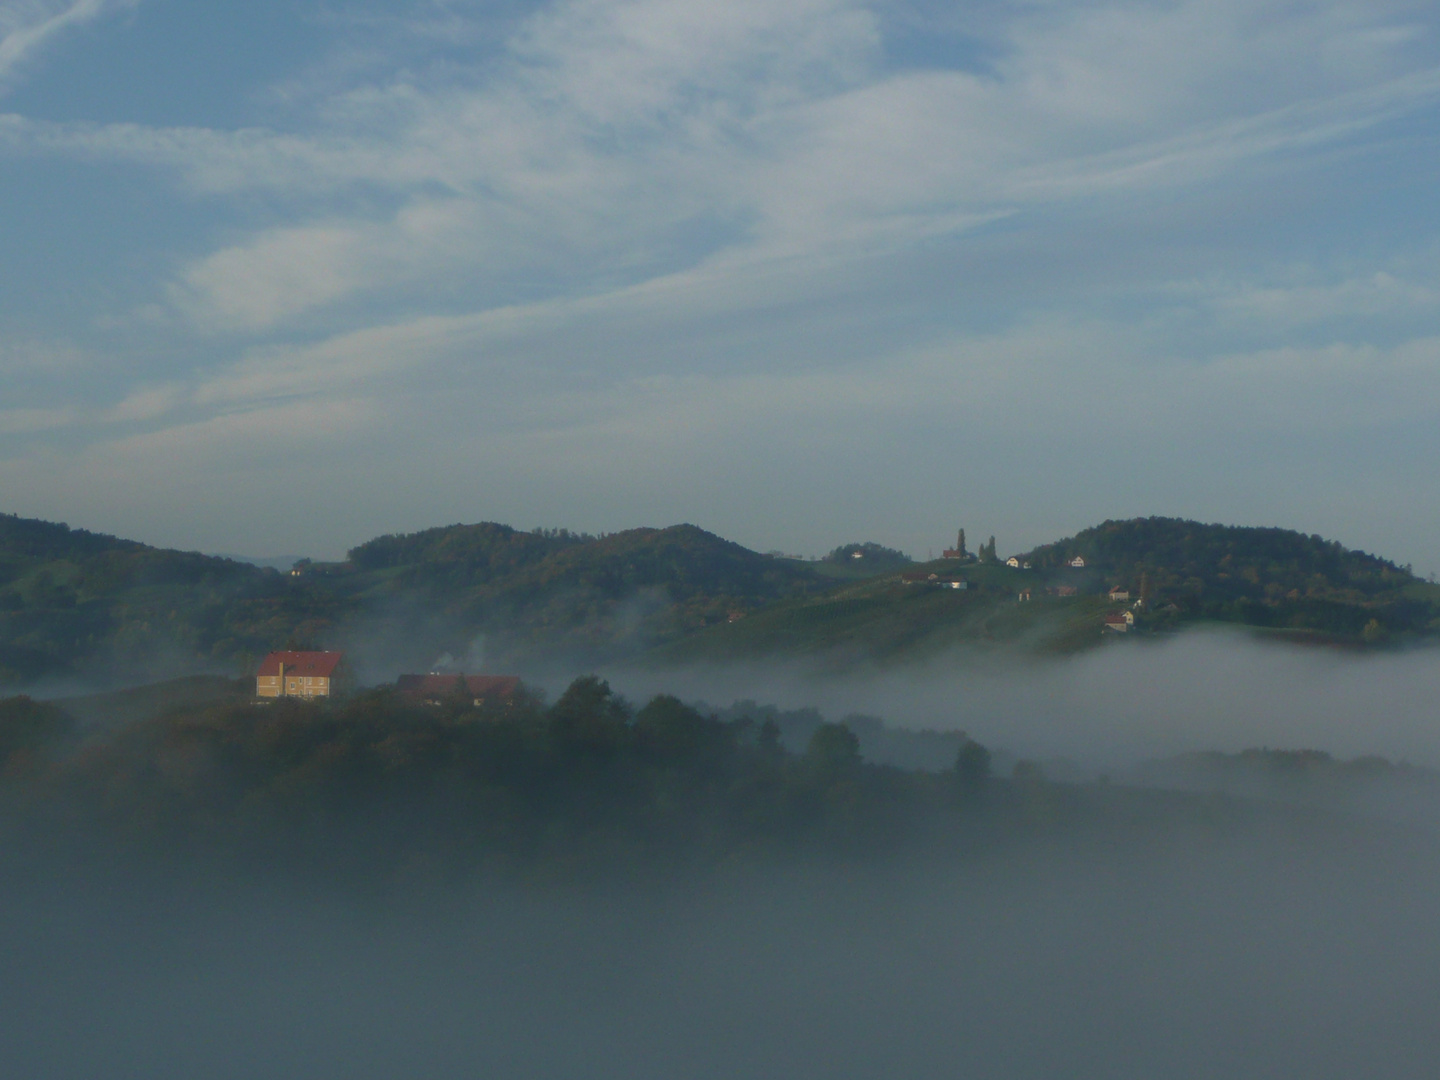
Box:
604;631;1440;771
6;839;1440;1080
8;630;1440;1078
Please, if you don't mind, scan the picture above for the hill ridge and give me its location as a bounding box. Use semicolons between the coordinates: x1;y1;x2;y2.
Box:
1;511;1436;688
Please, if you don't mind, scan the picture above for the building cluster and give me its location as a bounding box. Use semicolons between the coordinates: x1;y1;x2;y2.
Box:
901;572;968;589
393;673;521;707
931;527;1149;633
255;651;521;707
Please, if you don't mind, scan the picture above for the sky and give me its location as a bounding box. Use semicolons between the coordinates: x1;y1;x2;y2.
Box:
1;0;1439;569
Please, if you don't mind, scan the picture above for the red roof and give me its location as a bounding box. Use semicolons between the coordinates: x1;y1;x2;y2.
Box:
258;651;344;677
396;674;521;699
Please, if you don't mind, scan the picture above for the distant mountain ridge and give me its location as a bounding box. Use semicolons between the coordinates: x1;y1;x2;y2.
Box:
0;512;1435;689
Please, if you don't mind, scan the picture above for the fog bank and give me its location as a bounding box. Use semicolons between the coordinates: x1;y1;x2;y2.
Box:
605;632;1440;770
5;833;1439;1080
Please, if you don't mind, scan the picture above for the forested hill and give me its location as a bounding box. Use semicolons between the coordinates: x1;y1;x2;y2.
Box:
348;521;819;604
348;521;588;576
1;511;1437;689
0;514;352;690
1022;518;1435;637
0;515;830;688
1026;518;1411;586
0;515;141;560
331;521;832;674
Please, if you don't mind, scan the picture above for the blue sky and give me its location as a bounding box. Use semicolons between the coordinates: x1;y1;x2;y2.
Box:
2;0;1440;570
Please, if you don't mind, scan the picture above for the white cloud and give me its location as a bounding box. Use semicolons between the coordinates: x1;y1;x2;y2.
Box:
0;0;132;87
0;406;74;433
103;383;183;423
1211;271;1440;327
3;0;1436;332
170;223;378;333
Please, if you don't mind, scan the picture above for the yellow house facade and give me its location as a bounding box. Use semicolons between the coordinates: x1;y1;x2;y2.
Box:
256;651;346;699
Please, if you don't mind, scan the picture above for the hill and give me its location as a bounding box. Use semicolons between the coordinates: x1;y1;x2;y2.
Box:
1;512;1435;688
0;514;348;688
1022;518;1439;640
326;522;832;674
0;515;833;688
648;518;1440;664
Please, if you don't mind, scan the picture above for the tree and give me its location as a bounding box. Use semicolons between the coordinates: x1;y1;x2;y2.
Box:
757;719;784;758
549;675;631;755
955;740;991;801
0;695;75;770
635;694;731;770
806;722;860;774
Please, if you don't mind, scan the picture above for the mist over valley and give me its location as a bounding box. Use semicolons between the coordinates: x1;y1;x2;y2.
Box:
4;546;1440;1077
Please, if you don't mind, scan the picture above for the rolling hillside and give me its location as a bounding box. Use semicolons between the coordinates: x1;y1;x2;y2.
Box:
649;518;1440;664
1022;518;1438;640
0;515;834;687
1;511;1435;689
0;514;347;688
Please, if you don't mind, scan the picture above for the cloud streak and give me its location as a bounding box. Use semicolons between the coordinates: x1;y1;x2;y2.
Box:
3;0;1437;333
0;0;130;87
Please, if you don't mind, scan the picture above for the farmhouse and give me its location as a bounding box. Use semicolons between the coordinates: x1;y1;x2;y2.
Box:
397;673;522;708
1104;611;1137;632
256;651;347;699
1069;556;1086;568
1108;587;1131;602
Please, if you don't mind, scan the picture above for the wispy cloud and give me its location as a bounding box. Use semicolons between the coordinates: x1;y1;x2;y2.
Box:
3;0;1436;333
0;0;131;87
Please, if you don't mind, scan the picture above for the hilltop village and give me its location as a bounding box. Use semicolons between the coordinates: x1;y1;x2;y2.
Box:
901;527;1150;634
255;649;523;706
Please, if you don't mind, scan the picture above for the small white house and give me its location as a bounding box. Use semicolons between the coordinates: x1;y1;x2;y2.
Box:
1108;587;1130;602
1069;556;1086;568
